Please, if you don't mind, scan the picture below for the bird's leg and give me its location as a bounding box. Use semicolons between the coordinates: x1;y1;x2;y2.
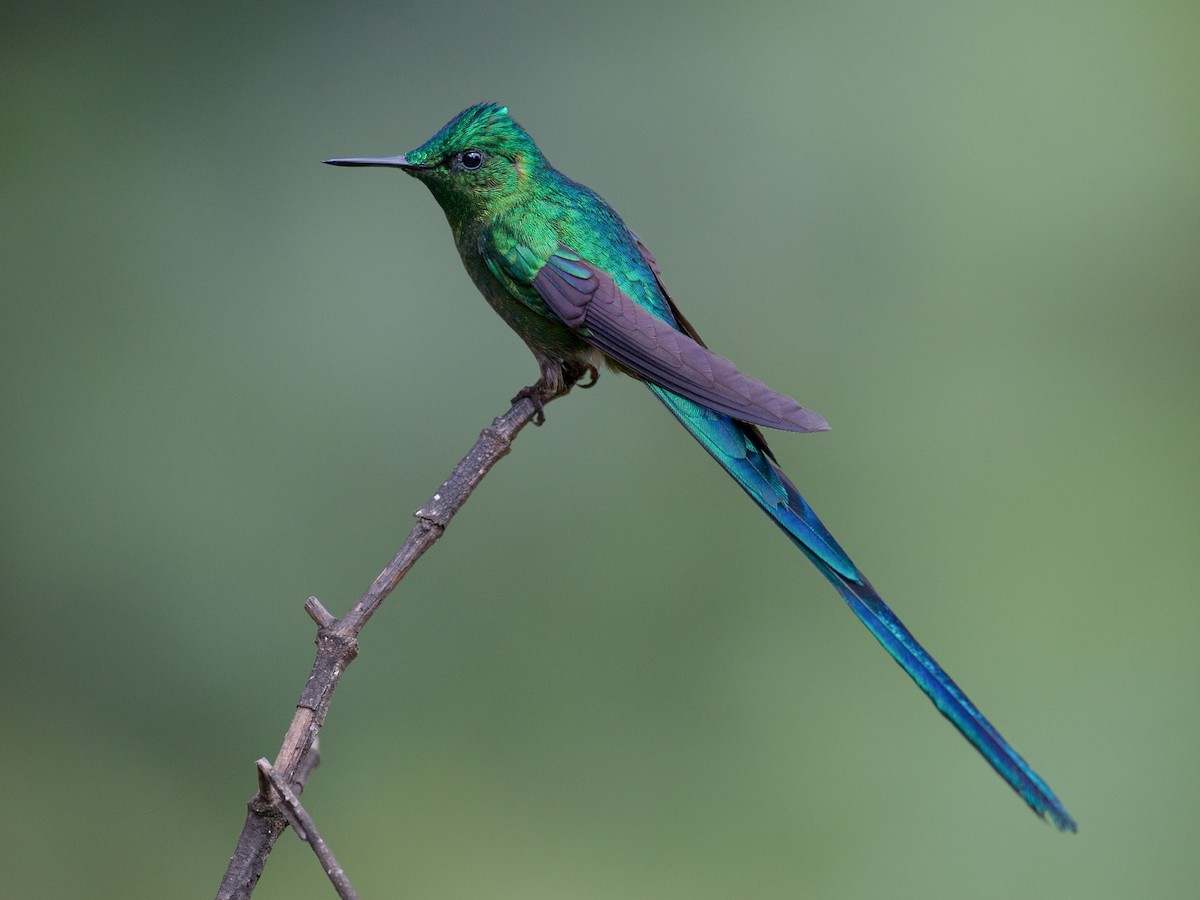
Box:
512;359;569;426
511;381;556;425
512;359;600;425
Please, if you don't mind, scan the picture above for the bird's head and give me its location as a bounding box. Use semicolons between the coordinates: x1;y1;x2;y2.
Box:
325;103;546;227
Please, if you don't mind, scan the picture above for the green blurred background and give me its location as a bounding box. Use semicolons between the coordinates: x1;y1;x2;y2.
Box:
4;1;1198;897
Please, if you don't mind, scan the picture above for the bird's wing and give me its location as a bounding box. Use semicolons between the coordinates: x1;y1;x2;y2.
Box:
530;244;829;434
630;234;708;348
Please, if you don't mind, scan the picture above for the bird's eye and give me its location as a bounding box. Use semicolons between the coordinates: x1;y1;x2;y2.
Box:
460;149;485;170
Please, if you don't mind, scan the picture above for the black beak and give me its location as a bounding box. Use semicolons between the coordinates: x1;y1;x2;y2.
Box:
323;154;421;170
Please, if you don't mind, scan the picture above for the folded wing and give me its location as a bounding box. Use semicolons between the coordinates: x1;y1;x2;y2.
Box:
532;246;829;433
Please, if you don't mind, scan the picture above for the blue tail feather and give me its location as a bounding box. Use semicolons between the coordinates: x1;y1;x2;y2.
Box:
648;385;1076;832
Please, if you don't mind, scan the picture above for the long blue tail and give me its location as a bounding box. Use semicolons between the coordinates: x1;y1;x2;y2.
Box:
648;385;1076;832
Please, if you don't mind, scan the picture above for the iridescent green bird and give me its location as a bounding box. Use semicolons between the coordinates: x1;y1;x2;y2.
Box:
325;103;1075;831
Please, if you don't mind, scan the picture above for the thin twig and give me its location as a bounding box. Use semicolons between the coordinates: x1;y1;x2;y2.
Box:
257;759;358;900
215;393;551;899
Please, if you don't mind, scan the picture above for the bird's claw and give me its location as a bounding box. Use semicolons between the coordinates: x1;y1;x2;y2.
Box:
512;383;552;425
512;363;599;425
575;364;600;389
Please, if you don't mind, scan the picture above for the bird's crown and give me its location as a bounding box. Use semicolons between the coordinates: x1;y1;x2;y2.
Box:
404;102;541;167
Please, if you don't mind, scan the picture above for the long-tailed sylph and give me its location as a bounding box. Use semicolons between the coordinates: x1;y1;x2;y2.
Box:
325;103;1075;831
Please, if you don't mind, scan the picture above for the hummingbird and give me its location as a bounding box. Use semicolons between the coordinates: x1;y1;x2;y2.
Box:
325;103;1075;831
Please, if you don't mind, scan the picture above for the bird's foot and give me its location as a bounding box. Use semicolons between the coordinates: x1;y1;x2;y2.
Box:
512;381;558;426
573;364;600;390
512;361;599;425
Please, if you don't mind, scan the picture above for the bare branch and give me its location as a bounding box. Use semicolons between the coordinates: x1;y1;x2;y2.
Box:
305;597;336;628
215;394;551;899
257;759;358;900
